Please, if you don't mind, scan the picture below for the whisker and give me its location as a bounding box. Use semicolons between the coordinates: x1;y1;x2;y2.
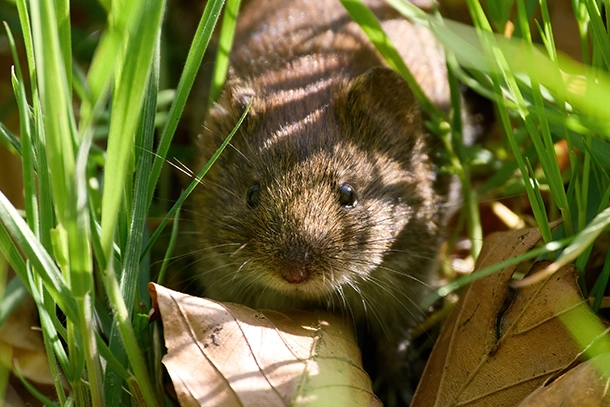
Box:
173;158;195;178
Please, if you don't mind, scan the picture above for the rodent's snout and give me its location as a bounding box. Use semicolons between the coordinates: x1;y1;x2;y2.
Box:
277;244;314;284
280;265;311;284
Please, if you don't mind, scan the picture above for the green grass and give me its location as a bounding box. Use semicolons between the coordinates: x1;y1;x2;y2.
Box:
0;0;609;405
371;0;610;292
0;0;228;404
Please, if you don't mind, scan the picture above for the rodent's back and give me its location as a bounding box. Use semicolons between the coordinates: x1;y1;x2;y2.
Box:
230;0;448;104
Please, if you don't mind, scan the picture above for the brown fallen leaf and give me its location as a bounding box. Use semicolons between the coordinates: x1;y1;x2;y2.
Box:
517;353;610;407
3;384;27;407
412;226;610;407
0;295;61;387
149;283;381;407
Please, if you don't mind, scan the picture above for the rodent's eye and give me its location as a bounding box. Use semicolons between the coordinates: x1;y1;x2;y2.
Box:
247;184;261;209
338;183;357;208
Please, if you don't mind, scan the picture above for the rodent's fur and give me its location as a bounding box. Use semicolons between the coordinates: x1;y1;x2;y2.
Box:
192;0;453;404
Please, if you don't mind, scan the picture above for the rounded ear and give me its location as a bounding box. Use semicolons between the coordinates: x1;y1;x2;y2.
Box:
198;78;258;159
344;67;420;128
201;78;257;141
332;66;427;165
209;77;257;123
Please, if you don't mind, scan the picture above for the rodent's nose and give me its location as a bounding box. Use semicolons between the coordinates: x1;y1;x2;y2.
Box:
280;266;311;284
279;245;313;284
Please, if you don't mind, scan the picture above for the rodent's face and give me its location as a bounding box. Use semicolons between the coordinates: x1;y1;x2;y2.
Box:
193;68;441;308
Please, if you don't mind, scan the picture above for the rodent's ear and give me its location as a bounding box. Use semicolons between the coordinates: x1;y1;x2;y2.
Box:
225;78;257;115
200;78;257;154
208;78;257;125
337;67;422;145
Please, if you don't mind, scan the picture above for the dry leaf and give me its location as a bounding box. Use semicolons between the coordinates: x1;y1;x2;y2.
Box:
412;226;610;407
3;384;27;407
517;353;610;407
0;296;58;386
149;283;381;407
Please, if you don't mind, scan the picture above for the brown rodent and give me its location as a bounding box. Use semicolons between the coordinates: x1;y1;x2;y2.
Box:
193;0;454;404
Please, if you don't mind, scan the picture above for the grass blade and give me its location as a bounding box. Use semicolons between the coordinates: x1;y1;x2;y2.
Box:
103;33;161;407
146;0;226;209
208;0;242;106
0;277;27;328
0;192;77;321
424;238;571;308
100;0;166;263
341;0;446;121
0;123;22;154
514;205;610;287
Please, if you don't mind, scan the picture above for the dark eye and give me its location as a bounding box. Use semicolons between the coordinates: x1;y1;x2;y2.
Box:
338;183;357;208
247;184;261;208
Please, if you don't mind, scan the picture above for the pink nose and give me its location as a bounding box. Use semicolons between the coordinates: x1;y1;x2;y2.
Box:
280;266;311;284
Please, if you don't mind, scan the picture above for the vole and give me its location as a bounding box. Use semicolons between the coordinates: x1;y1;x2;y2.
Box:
192;0;460;404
